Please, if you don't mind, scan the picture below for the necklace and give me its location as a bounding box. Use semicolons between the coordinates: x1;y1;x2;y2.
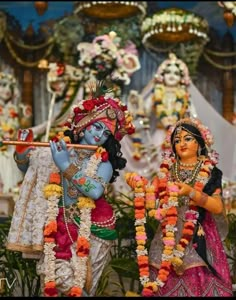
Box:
73;149;93;166
178;159;198;167
173;160;202;184
67;149;93;198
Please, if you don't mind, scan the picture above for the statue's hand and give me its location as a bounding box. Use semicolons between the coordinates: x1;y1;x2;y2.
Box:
50;139;70;172
15;129;35;155
125;172;148;189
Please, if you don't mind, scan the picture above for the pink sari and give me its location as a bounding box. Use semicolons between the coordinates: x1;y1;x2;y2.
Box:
149;211;233;296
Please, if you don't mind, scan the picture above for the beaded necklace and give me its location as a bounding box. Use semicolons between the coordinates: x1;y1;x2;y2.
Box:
173;159;202;184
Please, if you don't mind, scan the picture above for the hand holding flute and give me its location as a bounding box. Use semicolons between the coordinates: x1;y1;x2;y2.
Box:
1;129;98;150
6;128;98;171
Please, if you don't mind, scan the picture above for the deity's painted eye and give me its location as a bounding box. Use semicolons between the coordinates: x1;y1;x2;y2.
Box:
93;123;101;130
174;138;180;144
185;136;195;142
92;122;111;137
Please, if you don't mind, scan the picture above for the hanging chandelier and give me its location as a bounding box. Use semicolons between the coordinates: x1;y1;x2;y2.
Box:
141;8;209;45
74;1;147;19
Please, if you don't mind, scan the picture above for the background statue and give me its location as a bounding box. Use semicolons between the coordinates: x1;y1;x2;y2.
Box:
151;52;191;130
0;71;32;193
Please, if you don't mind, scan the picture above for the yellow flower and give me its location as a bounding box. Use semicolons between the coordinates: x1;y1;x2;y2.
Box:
97;147;106;154
125;291;141;297
77;197;95;209
171;256;183;267
148;209;156;217
145;185;155;193
136;225;145;232
43;184;62;199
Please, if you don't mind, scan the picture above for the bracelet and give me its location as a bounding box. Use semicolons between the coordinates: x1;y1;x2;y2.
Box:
189;189;196;199
62;163;79;181
199;192;208;206
13;151;29;165
93;175;107;189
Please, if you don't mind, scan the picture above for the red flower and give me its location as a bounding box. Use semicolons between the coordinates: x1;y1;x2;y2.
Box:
101;151;109;162
44;281;58;297
51;137;59;143
115;132;122;141
127;127;135;135
83;100;95;111
9;110;19;118
142;287;154;297
77;236;90;257
56;63;65;77
121;104;128;111
68;286;82;297
73;107;82;114
64;121;71;128
49;173;61;184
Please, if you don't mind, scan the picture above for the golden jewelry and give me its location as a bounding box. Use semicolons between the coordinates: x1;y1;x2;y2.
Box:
13;151;29;165
62;163;79;181
199;192;208;206
189;189;196;199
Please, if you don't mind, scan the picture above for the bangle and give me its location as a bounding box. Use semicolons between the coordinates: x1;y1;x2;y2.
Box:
62;163;79;180
199;192;208;206
13;151;29;165
93;175;106;189
189;189;196;199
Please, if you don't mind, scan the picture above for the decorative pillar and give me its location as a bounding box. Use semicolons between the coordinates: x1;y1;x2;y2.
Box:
221;31;234;122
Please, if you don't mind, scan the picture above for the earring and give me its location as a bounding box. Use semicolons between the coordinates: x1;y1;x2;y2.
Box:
198;147;201;156
79;131;84;138
73;134;78;142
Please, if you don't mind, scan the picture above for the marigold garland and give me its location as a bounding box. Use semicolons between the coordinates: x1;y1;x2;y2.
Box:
125;155;213;297
43;146;107;296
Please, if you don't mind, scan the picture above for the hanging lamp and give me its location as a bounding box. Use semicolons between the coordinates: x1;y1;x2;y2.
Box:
74;1;147;20
218;2;236;27
141;7;209;44
34;2;48;16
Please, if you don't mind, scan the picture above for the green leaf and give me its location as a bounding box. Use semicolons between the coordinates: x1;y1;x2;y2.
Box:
109;258;139;280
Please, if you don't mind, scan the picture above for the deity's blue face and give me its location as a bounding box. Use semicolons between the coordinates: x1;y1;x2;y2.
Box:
81;121;111;146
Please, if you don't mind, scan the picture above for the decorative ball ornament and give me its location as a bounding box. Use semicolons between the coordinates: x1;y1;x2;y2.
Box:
34;1;48;16
223;10;235;27
218;2;236;27
74;1;147;20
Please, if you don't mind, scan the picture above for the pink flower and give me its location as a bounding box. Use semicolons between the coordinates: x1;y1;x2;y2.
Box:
168;185;179;192
163;239;175;246
156;208;163;220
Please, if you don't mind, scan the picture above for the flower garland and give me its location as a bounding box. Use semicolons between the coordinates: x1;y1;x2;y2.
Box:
125;154;214;297
43;144;109;296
